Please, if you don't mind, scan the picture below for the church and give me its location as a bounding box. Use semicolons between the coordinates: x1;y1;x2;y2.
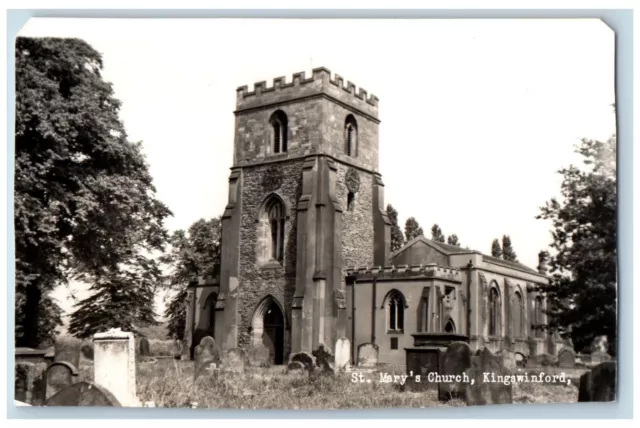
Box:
183;67;565;367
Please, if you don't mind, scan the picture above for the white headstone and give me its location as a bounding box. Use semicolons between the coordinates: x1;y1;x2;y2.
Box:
334;337;351;370
93;328;139;407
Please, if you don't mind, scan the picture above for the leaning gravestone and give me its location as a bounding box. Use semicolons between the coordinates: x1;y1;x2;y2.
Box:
46;361;79;400
334;337;351;370
290;352;315;372
287;361;306;373
194;336;221;379
15;361;46;406
247;344;271;368
54;336;82;368
357;343;379;368
312;344;335;376
557;348;576;369
578;361;616;402
138;338;151;357
438;341;472;402
464;347;513;406
223;348;246;374
45;381;121;407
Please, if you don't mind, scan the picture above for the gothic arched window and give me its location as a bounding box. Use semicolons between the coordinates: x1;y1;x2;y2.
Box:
266;198;286;263
489;285;501;336
533;296;544;338
345;115;358;157
513;291;524;338
270;110;288;154
386;290;405;332
444;319;456;333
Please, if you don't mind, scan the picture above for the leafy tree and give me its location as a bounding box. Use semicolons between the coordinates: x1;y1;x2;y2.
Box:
430;224;445;243
536;133;617;355
15;37;171;346
501;235;518;262
386;204;405;252
160;217;222;340
404;217;424;242
447;234;460;247
491;239;502;258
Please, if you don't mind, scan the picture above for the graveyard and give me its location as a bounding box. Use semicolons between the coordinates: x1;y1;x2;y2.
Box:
15;329;613;409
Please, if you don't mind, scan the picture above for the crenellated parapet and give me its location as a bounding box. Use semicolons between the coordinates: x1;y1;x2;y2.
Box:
345;263;462;282
235;67;379;119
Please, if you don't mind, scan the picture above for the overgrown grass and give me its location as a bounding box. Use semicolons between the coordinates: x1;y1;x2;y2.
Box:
78;359;581;409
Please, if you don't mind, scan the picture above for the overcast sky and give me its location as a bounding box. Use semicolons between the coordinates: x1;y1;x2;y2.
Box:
18;18;616;324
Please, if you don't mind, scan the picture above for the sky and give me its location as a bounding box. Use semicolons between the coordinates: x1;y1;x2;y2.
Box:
18;18;616;325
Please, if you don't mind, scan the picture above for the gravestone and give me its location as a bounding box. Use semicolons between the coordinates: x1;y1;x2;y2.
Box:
557;348;576;369
578;361;616;402
499;349;516;369
54;336;82;368
80;343;94;360
289;352;315;372
464;347;513;406
194;336;221;379
334;337;351;370
138;338;151;357
15;361;46;406
223;348;246;374
46;361;79;400
591;351;612;365
287;361;306;373
312;344;334;376
438;341;472;401
357;343;379;368
45;381;121;407
405;347;442;391
93;328;139;407
247;344;271;368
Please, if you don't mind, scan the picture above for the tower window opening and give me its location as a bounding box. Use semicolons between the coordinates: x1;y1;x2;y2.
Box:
270;110;288;154
347;191;355;211
344;115;358;157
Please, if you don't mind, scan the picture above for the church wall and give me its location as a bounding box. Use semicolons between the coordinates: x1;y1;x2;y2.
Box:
321;100;379;172
389;242;450;267
236;161;304;356
338;165;374;271
234;100;324;165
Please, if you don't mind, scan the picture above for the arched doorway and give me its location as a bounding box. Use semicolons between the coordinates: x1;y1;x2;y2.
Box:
251;296;285;365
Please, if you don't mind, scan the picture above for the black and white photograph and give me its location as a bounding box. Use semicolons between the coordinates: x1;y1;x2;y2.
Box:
12;17;618;410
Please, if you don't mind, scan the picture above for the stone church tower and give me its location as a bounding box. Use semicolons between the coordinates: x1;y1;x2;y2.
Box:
211;67;391;363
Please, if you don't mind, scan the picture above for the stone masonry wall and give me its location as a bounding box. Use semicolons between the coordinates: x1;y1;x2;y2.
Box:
337;164;374;271
237;161;303;355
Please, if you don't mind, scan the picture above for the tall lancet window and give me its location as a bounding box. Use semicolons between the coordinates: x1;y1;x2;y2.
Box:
489;286;501;336
266;198;286;263
345;115;358;157
270;110;288;154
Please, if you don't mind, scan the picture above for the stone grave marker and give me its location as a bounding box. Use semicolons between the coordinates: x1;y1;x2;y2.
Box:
289;352;315;372
312;344;334;376
464;347;513;406
438;341;472;402
591;351;612;365
138;337;151;357
557;348;576;369
287;361;306;373
194;336;221;379
247;343;271;368
499;349;517;369
357;343;379;368
578;361;616;402
223;348;246;374
46;361;79;400
45;381;121;407
173;340;184;360
54;336;82;368
93;328;139;407
334;337;351;370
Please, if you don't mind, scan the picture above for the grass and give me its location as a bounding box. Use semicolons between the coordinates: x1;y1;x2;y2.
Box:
77;357;582;409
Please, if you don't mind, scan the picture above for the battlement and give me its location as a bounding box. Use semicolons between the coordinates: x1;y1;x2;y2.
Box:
345;263;463;282
235;67;379;117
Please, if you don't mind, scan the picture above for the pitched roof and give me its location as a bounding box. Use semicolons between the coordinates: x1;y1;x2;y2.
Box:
389;235;540;275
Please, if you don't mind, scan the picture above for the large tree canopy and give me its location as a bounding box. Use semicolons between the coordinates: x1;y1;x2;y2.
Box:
15;37;171;345
537;134;617;355
160;217;222;340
